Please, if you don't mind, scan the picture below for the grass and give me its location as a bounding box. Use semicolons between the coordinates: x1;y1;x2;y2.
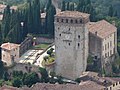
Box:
33;43;50;50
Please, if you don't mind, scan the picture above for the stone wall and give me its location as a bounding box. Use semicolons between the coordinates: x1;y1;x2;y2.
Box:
7;63;39;74
19;36;33;56
35;37;54;44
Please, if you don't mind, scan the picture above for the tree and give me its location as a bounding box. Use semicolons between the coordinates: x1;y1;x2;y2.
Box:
39;67;48;83
2;5;11;40
3;71;9;81
46;4;56;37
0;60;5;79
61;1;66;11
46;0;52;11
47;48;54;56
66;2;70;10
32;0;41;34
12;77;22;87
108;5;114;17
23;72;40;87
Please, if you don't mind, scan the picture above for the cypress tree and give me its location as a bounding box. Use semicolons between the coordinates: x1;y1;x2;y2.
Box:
27;2;33;33
46;4;56;37
2;5;11;41
46;0;52;11
32;0;41;34
61;1;66;11
66;2;70;10
108;5;114;17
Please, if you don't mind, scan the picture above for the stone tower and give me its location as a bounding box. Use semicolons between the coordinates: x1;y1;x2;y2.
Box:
54;11;90;79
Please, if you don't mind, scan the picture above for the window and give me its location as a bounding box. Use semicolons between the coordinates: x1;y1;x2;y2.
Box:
108;52;109;57
75;20;78;23
66;19;68;23
110;87;112;90
61;19;64;22
80;19;82;23
69;28;70;31
110;50;112;55
59;34;61;36
105;53;107;58
78;35;80;39
113;84;115;87
105;44;107;50
57;18;59;22
78;43;80;47
70;19;73;23
110;41;112;47
69;43;70;46
58;27;60;30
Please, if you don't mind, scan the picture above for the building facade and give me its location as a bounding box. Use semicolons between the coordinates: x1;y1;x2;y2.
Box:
1;42;20;66
54;11;90;79
87;20;117;74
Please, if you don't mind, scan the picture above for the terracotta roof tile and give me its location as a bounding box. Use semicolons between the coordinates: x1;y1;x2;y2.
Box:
55;11;90;18
87;20;117;39
1;42;20;51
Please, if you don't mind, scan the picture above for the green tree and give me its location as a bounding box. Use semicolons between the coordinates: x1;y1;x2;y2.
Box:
23;72;40;87
46;4;56;37
0;60;5;79
39;67;48;83
108;5;114;17
3;71;9;81
61;1;66;11
32;0;41;34
12;77;22;87
66;2;70;10
2;5;11;40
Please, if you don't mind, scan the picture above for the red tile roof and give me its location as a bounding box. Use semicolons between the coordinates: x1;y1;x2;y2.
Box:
1;42;20;51
55;11;90;19
87;20;117;39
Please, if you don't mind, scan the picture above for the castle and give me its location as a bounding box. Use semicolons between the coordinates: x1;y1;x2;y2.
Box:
54;11;117;79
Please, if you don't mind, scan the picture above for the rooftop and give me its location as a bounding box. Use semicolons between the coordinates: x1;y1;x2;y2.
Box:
87;20;117;39
55;11;90;19
1;42;20;51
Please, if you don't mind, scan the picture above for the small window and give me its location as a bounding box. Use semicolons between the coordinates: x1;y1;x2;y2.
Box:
113;84;115;87
80;19;82;23
78;43;80;47
70;19;73;23
61;19;64;22
75;20;78;23
59;34;61;36
58;27;60;30
69;43;70;46
66;19;68;23
69;28;70;31
78;35;80;39
57;18;59;22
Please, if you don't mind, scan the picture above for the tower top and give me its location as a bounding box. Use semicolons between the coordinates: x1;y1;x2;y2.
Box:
55;11;90;19
55;11;90;24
